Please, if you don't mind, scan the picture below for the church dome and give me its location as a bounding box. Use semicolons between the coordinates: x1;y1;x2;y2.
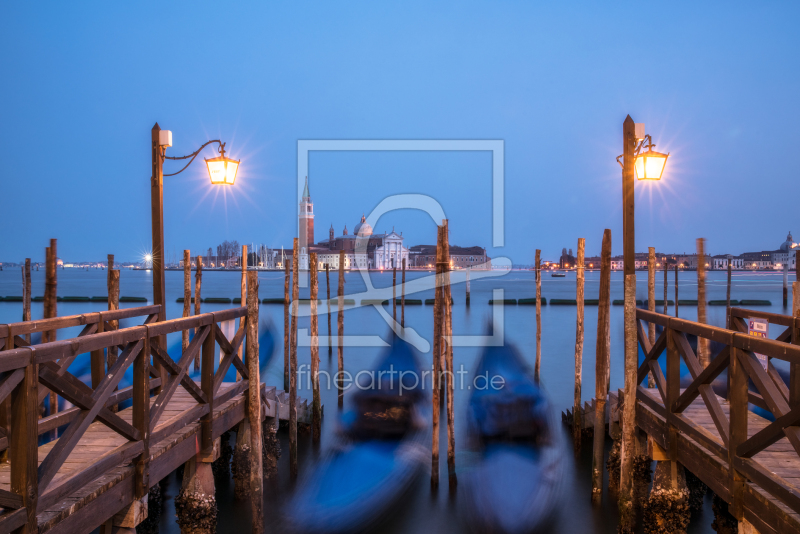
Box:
780;231;794;252
353;215;373;237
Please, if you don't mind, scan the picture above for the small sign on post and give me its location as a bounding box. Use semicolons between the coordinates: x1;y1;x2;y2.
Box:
747;317;769;371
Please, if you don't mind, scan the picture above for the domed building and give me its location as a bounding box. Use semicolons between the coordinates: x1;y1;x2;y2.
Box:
313;215;408;270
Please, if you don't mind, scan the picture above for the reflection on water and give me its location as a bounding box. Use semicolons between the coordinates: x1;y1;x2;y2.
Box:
1;267;789;533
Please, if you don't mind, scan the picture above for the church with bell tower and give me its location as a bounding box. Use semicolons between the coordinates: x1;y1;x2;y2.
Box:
298;177;314;269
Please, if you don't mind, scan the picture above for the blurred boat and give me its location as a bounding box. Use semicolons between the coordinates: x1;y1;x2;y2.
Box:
285;336;429;533
550;271;566;277
462;342;563;534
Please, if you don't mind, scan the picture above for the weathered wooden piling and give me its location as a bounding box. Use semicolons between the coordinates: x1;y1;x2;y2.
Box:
310;253;321;442
338;250;345;408
674;264;679;317
592;229;611;503
663;257;668;315
643;460;690;534
290;238;299;478
107;269;120;413
442;220;456;488
23;259;31;340
726;255;732;321
619;273;638;531
573;238;585;448
284;262;290;392
647;247;656;388
326;263;332;356
239;245;247;377
194;255;203;371
697;238;709;368
401;258;406;328
183;250;191;354
465;266;471;306
175;457;216;534
246;270;264;534
431;225;443;488
433;226;445;403
43;239;58;343
534;249;542;383
784;261;789;307
393;261;397;323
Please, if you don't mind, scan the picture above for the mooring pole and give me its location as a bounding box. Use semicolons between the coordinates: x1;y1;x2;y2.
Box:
239;245;247;378
401;258;406;328
697;238;709;368
619;115;637;531
284;263;290;392
573;238;585;449
393;261;397;324
784;261;789;308
194;256;203;372
675;264;679;318
647;247;656;388
23;259;31;341
592;229;612;503
442;220;456;488
727;255;733;323
310;254;321;443
183;250;191;354
663;256;668;315
337;250;345;408
245;270;264;534
466;266;471;306
150;124;166;388
326;264;332;356
534;249;542;383
290;239;299;478
431;225;443;488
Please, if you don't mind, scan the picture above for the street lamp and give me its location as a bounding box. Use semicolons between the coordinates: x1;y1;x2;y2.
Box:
150;123;239;345
616;116;669;526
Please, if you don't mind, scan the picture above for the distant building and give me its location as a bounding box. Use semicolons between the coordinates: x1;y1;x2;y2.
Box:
408;245;490;270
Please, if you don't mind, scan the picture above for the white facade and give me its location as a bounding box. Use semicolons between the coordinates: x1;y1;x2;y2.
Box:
373;231;408;269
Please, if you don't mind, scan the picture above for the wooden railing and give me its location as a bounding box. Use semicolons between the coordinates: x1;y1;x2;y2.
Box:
635;307;800;519
0;306;161;452
0;305;251;533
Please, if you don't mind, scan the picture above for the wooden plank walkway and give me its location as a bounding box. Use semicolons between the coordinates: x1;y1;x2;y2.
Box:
610;387;800;534
0;381;311;534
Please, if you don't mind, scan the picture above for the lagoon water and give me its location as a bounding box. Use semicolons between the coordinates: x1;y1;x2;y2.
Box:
0;267;792;533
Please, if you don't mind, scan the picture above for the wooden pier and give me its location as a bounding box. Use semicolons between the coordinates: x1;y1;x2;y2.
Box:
0;304;309;534
571;305;800;534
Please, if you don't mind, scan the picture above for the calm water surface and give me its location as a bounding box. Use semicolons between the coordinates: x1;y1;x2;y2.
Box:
0;267;792;533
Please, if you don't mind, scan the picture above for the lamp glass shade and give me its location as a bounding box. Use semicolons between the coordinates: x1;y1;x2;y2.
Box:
634;150;668;180
205;156;240;185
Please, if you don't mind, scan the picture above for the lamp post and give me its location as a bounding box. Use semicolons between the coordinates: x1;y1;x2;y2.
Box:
617;115;668;528
150;123;239;350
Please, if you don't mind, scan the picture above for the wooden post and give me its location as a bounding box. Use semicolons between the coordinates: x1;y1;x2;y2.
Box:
663;257;668;315
592;229;611;503
43;240;58;343
326;264;332;356
337;250;345;408
310;254;321;442
647;247;656;388
619;113;638;533
183;250;191;354
573;238;585;448
697;238;709;368
674;264;679;317
150;124;167;393
619;273;638;527
727;255;733;321
23;259;31;342
284;263;290;392
465;266;471;306
193;256;203;371
290;238;299;478
10;360;38;533
107;269;120;413
246;270;264;534
239;245;247;378
133;334;150;499
393;261;397;324
728;344;748;520
784;261;789;307
442;220;456;488
401;258;406;328
431;225;443;488
434;226;445;403
534;249;542;383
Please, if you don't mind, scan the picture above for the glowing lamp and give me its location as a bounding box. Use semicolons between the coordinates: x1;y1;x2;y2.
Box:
635;147;669;180
205;155;240;185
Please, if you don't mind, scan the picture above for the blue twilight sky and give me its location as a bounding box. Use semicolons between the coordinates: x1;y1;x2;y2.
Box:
2;2;798;263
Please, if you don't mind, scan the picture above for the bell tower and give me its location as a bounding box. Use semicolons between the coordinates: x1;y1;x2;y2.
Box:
299;176;314;250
